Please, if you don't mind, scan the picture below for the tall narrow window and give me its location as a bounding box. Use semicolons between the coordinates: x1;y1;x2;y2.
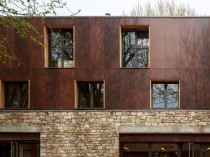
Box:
5;82;28;108
78;82;104;109
49;29;73;68
122;29;149;68
152;82;179;109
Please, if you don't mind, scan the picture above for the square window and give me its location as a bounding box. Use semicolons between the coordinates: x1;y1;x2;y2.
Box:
152;82;179;109
122;29;149;68
48;29;74;68
5;82;28;108
77;81;104;109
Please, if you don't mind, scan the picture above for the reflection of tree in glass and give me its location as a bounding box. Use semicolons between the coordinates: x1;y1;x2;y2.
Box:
153;83;178;108
8;84;19;107
63;32;73;60
50;30;73;67
167;84;179;105
153;84;164;107
122;31;149;68
94;83;104;107
78;82;104;108
7;83;28;108
51;31;62;62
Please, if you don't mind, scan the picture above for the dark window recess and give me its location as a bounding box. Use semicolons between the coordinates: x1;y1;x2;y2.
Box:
122;29;149;68
49;29;73;68
5;82;28;108
0;142;40;157
121;143;210;157
152;82;179;109
78;82;104;108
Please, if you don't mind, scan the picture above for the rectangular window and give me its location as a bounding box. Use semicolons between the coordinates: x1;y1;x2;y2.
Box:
0;141;40;157
48;29;74;68
5;82;28;109
121;143;210;157
152;82;179;109
77;81;104;109
122;28;149;68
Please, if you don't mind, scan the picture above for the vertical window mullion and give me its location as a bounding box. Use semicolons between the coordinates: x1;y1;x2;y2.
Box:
10;142;12;157
149;143;152;157
192;143;194;157
200;144;202;157
178;143;181;157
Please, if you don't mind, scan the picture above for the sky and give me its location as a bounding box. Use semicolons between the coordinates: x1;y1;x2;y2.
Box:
58;0;210;16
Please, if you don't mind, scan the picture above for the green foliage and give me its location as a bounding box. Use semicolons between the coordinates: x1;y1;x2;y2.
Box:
123;0;197;16
0;0;80;65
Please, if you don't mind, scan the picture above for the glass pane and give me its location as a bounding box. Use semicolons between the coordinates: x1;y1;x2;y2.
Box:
137;31;149;47
122;31;136;68
194;144;200;157
123;143;149;157
153;84;164;108
5;83;28;108
181;143;193;157
92;83;104;108
6;83;19;108
20;83;28;108
78;82;104;108
167;84;179;108
78;82;91;108
151;143;178;157
63;31;73;68
0;142;11;157
122;30;149;68
50;31;62;67
136;48;149;68
201;144;210;157
19;143;38;157
23;150;31;157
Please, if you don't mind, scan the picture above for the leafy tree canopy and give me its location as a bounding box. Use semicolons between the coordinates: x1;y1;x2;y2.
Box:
0;0;80;65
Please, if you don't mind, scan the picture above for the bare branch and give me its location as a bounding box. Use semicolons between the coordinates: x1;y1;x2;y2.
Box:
125;0;198;16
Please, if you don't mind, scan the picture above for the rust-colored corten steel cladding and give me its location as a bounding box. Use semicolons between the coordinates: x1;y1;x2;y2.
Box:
1;17;210;110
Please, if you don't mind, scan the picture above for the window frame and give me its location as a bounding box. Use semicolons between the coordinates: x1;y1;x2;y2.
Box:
120;26;150;68
44;26;75;68
75;81;105;109
151;81;180;109
0;141;40;157
1;81;30;109
120;142;210;157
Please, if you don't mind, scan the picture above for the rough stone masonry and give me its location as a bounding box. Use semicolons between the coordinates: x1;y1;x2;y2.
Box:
0;110;210;157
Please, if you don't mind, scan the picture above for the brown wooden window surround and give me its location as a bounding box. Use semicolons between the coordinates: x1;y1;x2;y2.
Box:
48;29;73;68
77;81;104;109
122;29;149;68
5;82;28;109
152;82;179;109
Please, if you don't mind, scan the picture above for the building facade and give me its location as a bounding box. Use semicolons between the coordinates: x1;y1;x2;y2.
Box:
1;17;210;157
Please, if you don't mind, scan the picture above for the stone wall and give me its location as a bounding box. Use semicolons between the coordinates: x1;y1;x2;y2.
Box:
1;110;210;157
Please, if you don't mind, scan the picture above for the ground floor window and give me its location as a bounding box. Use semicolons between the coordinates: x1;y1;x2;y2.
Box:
0;141;40;157
121;143;210;157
